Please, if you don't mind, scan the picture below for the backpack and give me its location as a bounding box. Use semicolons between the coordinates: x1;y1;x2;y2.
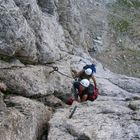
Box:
87;84;99;101
66;97;75;105
83;64;96;73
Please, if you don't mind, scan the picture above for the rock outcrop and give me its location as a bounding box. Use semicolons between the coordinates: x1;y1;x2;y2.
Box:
0;95;51;140
48;98;140;140
48;65;140;140
0;0;67;63
0;0;140;140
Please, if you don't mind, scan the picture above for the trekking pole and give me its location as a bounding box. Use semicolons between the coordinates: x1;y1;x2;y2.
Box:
69;105;77;119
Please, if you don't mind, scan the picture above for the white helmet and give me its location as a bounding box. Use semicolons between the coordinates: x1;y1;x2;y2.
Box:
85;68;92;75
80;79;90;87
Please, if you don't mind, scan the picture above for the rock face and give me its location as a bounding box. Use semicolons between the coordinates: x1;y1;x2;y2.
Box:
55;0;85;50
0;0;37;62
71;0;140;78
48;98;140;140
0;0;67;63
0;0;140;140
48;65;140;140
0;95;51;140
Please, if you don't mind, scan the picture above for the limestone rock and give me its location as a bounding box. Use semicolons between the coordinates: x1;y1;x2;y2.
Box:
0;62;74;97
13;0;68;63
0;0;140;139
0;82;7;92
0;0;37;62
0;95;52;140
38;94;65;108
48;99;140;140
48;61;140;140
0;0;68;64
0;92;6;111
55;0;85;50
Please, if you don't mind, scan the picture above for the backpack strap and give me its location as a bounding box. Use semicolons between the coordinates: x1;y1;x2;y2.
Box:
79;85;84;95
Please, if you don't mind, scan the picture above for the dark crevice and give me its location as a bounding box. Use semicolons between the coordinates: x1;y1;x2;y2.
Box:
37;0;55;15
2;93;51;140
77;134;91;140
41;123;50;140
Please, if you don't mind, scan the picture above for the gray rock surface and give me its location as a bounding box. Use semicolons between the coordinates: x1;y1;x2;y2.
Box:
0;0;67;63
0;0;140;140
0;96;52;140
48;67;140;139
48;61;140;140
0;64;72;97
0;51;96;99
0;0;37;62
0;92;6;111
48;98;140;140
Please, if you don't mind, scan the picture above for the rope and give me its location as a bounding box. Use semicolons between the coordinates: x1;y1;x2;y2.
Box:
0;57;74;79
48;65;74;79
56;70;73;79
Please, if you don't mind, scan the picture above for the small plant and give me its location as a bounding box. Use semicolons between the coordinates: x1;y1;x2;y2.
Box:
118;0;133;8
108;16;129;33
117;0;140;9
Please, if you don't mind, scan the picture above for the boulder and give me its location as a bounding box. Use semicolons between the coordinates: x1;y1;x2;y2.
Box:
0;95;52;140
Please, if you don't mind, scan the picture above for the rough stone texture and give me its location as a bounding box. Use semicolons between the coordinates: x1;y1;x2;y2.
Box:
0;0;68;63
48;62;140;140
0;65;51;97
13;0;68;63
37;0;55;15
0;82;7;92
48;94;140;140
0;95;52;140
38;94;65;108
0;49;97;99
0;0;140;139
0;0;37;62
0;58;24;69
0;92;6;111
55;0;86;52
0;64;73;97
74;0;111;52
108;75;140;93
128;100;140;111
69;0;140;78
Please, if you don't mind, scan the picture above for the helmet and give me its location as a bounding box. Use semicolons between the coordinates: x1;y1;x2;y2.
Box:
85;68;92;75
80;79;90;87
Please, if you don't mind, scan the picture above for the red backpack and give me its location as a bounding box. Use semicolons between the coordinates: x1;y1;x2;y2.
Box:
87;84;99;101
66;97;75;105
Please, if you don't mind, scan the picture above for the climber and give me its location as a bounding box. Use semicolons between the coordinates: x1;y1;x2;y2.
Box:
71;64;97;87
72;79;90;102
66;79;98;105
